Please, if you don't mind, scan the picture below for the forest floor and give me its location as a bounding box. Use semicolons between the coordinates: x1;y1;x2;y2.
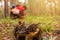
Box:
0;16;60;40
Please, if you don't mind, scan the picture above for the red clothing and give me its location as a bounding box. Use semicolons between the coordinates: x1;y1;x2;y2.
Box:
16;6;25;16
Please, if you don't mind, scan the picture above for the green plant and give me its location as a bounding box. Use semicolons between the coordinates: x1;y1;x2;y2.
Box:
40;22;56;33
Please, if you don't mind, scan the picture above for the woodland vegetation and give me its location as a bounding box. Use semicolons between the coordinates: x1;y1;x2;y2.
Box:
0;0;60;40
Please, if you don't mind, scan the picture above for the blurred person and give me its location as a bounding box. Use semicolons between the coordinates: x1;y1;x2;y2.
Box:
10;5;24;19
10;6;20;19
16;2;27;18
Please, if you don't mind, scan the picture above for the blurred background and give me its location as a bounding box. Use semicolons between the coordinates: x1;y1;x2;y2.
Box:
0;0;60;19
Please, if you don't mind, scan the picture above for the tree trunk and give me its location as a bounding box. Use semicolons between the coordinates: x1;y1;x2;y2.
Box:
54;0;56;16
28;0;41;16
4;0;8;18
